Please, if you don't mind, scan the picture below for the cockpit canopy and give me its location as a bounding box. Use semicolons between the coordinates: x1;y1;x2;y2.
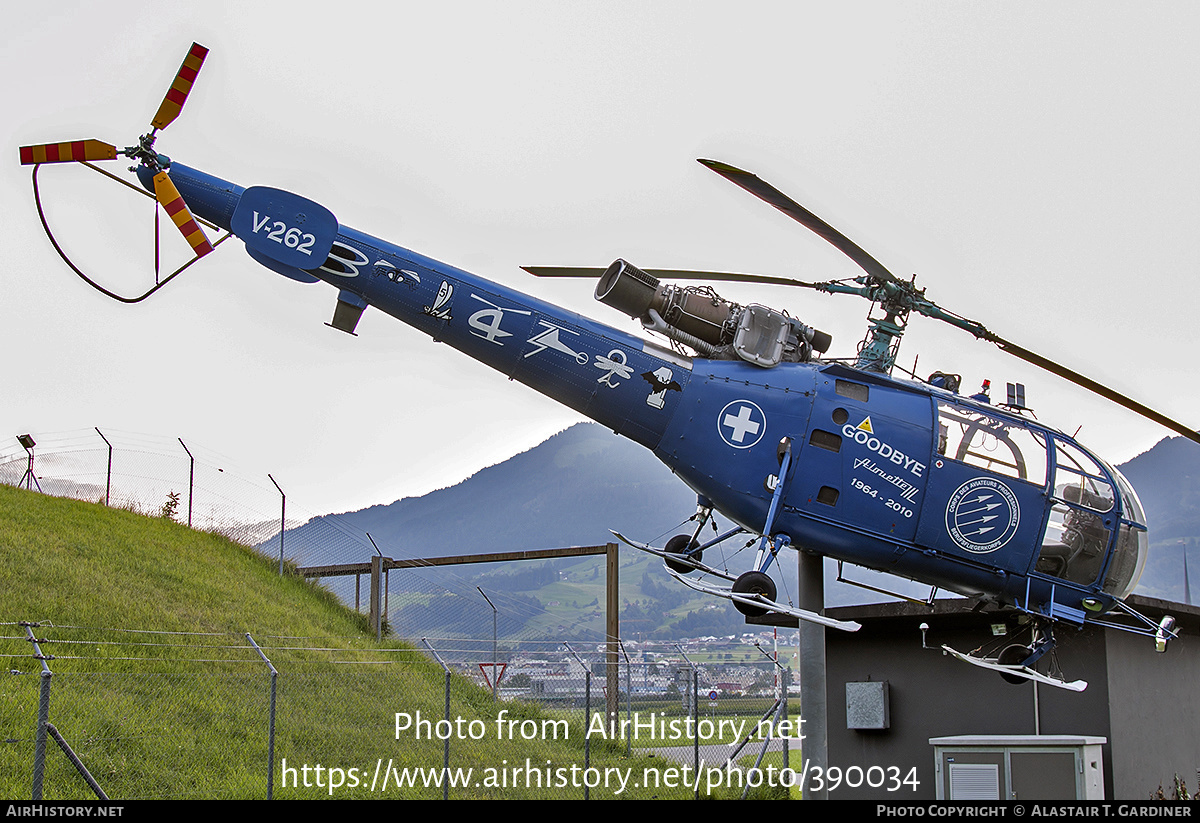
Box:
936;400;1148;600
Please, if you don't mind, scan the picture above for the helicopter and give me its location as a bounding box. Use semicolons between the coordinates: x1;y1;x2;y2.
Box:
19;44;1196;691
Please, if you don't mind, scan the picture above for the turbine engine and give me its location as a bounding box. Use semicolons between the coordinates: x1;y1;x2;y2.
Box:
594;259;831;367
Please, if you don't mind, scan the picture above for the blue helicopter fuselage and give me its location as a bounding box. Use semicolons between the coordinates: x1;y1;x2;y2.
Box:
148;162;1148;623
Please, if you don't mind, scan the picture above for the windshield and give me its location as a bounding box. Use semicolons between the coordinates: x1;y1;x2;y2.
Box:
1104;463;1149;599
1035;437;1148;597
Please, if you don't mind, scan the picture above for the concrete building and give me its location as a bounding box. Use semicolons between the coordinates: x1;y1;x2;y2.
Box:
819;594;1200;800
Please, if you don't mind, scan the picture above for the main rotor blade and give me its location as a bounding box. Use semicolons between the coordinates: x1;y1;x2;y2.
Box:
698;158;901;285
19;140;117;165
984;331;1200;446
153;170;213;257
521;266;606;278
151;42;208;131
522;265;830;290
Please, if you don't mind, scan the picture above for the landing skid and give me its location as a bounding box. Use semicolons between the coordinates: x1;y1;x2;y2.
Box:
669;569;861;632
612;531;736;582
941;645;1087;692
615;530;860;631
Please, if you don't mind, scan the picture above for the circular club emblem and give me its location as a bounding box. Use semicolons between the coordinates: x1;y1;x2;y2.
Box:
717;400;766;449
944;477;1020;554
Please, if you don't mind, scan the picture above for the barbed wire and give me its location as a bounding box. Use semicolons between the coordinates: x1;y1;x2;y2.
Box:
4;621;792;799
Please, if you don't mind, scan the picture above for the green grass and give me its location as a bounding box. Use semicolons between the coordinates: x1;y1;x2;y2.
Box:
0;485;704;800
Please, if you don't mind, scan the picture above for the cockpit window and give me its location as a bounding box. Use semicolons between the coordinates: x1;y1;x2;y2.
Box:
1035;437;1137;590
1105;464;1149;598
1052;439;1114;512
1038;499;1110;585
1110;464;1146;526
936;401;1047;484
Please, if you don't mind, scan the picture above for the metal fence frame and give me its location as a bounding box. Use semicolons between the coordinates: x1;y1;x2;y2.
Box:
5;622;798;800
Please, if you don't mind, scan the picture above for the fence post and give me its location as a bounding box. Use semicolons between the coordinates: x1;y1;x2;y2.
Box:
605;542;619;739
477;587;497;703
369;555;382;640
617;640;632;758
179;438;195;527
268;474;285;575
246;633;278;800
421;640;452;800
675;643;700;799
25;624;52;801
563;643;591;800
366;534;386;641
781;664;790;774
693;667;699;798
44;723;108;800
95;428;112;506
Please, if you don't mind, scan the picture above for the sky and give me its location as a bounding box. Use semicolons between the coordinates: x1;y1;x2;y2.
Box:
4;1;1198;518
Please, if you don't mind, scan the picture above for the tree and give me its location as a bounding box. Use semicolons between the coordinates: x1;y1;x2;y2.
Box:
160;491;181;521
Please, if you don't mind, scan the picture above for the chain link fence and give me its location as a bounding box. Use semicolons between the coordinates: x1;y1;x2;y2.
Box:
0;429;329;557
2;623;800;800
0;429;610;643
2;429;805;799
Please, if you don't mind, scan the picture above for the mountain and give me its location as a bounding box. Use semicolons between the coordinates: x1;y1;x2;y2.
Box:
283;423;723;641
1112;436;1200;603
314;422;696;560
1117;437;1200;543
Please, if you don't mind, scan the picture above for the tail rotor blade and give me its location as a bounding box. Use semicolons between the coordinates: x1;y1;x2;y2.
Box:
153;170;213;257
19;139;117;165
150;42;208;131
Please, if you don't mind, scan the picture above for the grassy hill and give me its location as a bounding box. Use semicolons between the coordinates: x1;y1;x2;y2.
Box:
0;484;696;800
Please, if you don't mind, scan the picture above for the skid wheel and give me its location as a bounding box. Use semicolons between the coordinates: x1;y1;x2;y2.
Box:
997;643;1033;685
664;534;702;574
732;571;776;617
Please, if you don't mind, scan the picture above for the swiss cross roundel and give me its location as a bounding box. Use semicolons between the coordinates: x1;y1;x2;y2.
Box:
717;400;766;449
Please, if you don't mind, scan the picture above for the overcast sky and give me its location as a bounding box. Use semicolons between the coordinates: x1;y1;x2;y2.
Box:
5;2;1198;517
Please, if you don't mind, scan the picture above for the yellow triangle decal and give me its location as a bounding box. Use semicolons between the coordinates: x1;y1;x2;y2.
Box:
856;416;874;434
